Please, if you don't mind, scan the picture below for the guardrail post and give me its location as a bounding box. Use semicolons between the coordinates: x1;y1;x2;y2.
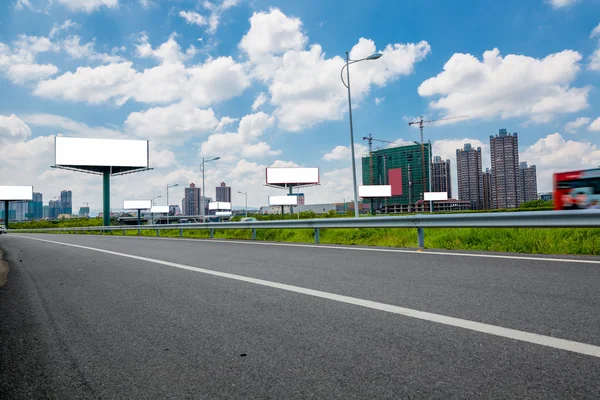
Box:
123;229;126;236
252;228;256;240
417;227;424;248
156;229;160;237
315;228;320;244
179;229;183;237
209;229;214;239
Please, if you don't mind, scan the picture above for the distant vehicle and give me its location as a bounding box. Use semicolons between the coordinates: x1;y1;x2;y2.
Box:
179;218;191;224
0;225;6;234
240;217;257;222
554;167;600;210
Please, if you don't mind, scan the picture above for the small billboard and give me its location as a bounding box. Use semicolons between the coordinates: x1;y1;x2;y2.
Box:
358;185;392;198
424;192;449;201
55;137;149;168
0;185;33;201
215;211;232;216
266;167;319;185
269;195;298;206
123;200;152;210
209;201;232;210
150;205;169;213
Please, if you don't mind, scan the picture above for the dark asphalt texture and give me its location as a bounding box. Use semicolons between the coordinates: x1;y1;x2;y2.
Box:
1;234;600;399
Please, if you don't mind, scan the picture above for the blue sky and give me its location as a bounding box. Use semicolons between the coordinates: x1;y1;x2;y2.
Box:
0;0;599;212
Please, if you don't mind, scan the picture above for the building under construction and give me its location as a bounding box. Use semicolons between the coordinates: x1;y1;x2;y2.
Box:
361;142;431;213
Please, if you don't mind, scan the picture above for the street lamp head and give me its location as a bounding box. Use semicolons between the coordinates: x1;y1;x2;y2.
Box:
366;53;383;60
213;156;221;161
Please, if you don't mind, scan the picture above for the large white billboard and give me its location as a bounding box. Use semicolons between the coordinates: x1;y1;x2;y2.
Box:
0;186;33;201
269;195;298;206
358;185;392;198
123;200;152;210
209;201;232;210
424;192;449;201
266;167;319;185
150;205;169;213
55;137;149;168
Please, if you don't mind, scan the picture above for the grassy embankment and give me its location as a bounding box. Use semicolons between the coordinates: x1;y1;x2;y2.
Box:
10;200;599;256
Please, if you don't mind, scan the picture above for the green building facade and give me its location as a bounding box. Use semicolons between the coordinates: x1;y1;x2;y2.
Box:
361;142;432;213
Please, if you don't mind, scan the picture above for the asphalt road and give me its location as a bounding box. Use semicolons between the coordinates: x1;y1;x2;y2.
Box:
1;234;600;399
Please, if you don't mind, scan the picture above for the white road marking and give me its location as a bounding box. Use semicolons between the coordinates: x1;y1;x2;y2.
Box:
14;235;600;358
54;232;600;265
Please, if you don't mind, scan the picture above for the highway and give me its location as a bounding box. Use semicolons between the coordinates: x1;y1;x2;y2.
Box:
1;234;600;398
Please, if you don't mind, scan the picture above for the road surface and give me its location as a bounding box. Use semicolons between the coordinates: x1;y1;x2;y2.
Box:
1;234;600;398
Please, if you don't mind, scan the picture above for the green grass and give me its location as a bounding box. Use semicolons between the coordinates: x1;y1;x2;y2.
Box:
33;226;600;256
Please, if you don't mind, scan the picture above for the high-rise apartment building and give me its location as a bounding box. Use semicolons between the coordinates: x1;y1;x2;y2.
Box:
60;190;73;215
431;156;452;199
43;205;50;219
519;162;538;203
49;200;61;219
28;192;43;220
456;143;483;209
361;142;432;213
216;182;232;202
482;168;493;210
490;129;520;209
184;183;201;215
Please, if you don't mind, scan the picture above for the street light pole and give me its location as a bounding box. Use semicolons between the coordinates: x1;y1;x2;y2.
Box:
166;184;179;225
151;195;162;225
341;51;383;218
238;191;248;217
200;156;220;222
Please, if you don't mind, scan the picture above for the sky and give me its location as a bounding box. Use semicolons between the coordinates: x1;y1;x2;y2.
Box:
0;0;599;214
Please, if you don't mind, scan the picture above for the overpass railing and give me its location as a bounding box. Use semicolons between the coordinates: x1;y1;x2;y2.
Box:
8;210;600;247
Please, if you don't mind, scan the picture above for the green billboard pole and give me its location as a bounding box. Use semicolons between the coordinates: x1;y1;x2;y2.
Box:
103;168;110;227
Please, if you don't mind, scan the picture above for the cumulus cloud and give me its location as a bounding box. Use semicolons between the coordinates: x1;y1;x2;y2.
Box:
179;10;208;27
521;133;600;191
35;34;250;107
589;117;600;132
547;0;578;8
49;20;78;38
55;0;119;13
0;35;59;83
23;113;123;138
418;48;589;123
61;35;124;63
251;92;268;111
0;114;32;141
180;0;242;35
323;144;368;161
565;117;591;133
239;8;430;132
125;102;221;141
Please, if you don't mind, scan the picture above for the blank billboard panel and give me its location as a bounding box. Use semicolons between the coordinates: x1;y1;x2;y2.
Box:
388;168;403;196
358;185;392;198
209;202;232;210
269;195;298;206
0;186;33;201
123;200;152;210
215;211;232;216
150;205;169;213
55;137;149;168
424;192;449;201
266;168;319;185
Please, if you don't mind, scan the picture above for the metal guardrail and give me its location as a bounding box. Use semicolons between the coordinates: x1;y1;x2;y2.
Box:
8;210;600;247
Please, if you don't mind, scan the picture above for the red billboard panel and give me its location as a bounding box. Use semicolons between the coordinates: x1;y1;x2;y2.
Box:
388;168;402;196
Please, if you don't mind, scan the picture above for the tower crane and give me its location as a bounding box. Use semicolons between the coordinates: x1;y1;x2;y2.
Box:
408;116;468;200
362;134;395;185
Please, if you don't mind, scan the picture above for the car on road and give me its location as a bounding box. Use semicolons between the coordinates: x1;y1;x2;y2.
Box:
0;225;6;234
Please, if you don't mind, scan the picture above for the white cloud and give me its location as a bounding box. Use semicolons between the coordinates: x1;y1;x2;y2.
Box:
149;148;176;168
374;97;384;106
589;117;600;132
547;0;578;8
56;0;119;13
200;112;277;158
565;117;591;133
50;20;78;38
35;35;250;107
0;114;32;141
125;102;220;141
323;144;368;161
180;10;208;26
240;9;430;131
15;0;33;10
418;48;589;123
7;63;58;83
23;113;123;138
0;35;61;83
590;48;600;72
251;92;268;111
591;23;600;38
61;35;124;63
521;133;600;191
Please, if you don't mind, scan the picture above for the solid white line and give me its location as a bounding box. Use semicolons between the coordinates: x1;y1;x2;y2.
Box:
52;232;600;265
14;234;600;358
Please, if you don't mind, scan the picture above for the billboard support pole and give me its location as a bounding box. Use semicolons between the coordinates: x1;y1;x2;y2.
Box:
288;184;294;214
103;168;110;227
137;209;141;234
4;200;8;229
